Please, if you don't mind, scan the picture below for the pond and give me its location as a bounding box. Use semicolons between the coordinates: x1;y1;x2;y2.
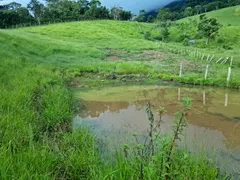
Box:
73;85;240;176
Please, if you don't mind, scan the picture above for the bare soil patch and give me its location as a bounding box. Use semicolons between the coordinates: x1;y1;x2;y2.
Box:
107;56;120;61
136;50;168;59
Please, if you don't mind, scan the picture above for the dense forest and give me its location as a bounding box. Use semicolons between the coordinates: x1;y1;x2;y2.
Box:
0;0;132;28
146;0;240;21
1;0;240;28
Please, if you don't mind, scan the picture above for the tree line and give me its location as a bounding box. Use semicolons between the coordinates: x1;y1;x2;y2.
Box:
1;0;240;29
0;0;132;28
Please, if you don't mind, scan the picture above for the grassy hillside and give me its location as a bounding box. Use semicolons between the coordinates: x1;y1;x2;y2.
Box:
167;6;240;88
1;19;239;87
179;5;240;26
0;21;160;65
174;5;240;49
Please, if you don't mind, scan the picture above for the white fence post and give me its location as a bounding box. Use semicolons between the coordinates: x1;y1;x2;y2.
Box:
206;55;210;61
225;93;228;107
205;65;209;80
179;64;183;77
209;55;215;62
227;67;231;83
216;57;223;63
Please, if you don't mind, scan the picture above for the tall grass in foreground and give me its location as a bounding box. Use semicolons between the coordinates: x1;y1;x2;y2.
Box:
0;59;101;179
0;59;227;179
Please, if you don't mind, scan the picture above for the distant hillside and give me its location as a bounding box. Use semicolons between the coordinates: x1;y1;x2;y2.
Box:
144;0;182;20
178;5;240;26
145;0;240;21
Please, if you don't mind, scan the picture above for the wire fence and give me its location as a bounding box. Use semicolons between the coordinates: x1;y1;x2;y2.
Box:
154;42;235;86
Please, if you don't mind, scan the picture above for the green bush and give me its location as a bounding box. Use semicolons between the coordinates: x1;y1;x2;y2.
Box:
182;38;189;46
144;31;152;40
223;44;233;50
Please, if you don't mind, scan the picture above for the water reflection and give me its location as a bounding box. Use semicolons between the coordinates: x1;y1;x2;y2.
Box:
74;85;240;175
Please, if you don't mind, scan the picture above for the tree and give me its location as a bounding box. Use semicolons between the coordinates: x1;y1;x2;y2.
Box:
147;15;154;23
161;27;170;42
157;8;172;21
89;0;101;7
85;1;109;20
120;10;132;21
111;6;122;20
184;7;193;17
235;7;240;16
156;20;171;42
194;5;202;15
203;4;208;13
78;0;90;14
17;7;33;24
178;19;197;41
198;15;222;45
204;1;226;11
135;9;146;22
171;11;183;21
27;0;44;25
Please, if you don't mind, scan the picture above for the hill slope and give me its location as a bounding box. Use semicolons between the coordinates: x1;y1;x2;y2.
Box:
178;5;240;26
0;19;239;87
0;20;160;65
170;6;240;67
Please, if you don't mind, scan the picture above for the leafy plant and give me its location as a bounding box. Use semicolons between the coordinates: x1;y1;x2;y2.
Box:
198;15;222;45
144;31;152;40
115;98;220;179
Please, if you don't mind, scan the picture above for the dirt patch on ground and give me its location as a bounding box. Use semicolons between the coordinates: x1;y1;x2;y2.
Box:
104;49;169;61
104;49;193;65
104;49;128;55
106;56;120;61
177;59;191;66
104;49;128;61
137;50;168;59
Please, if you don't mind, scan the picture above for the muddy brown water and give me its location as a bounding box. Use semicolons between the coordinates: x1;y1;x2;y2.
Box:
73;85;240;176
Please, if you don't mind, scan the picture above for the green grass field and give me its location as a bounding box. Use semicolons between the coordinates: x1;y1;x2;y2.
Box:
0;7;239;178
172;5;240;61
1;18;239;87
178;5;240;26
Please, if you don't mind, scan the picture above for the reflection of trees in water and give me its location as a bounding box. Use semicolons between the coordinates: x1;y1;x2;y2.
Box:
80;87;240;150
80;101;130;118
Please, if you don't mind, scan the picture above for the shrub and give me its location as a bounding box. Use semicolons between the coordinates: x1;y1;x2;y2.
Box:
182;38;189;46
223;45;233;50
217;38;225;44
144;31;152;40
198;43;206;48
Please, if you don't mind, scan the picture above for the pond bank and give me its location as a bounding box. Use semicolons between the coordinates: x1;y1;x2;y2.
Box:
68;72;240;89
